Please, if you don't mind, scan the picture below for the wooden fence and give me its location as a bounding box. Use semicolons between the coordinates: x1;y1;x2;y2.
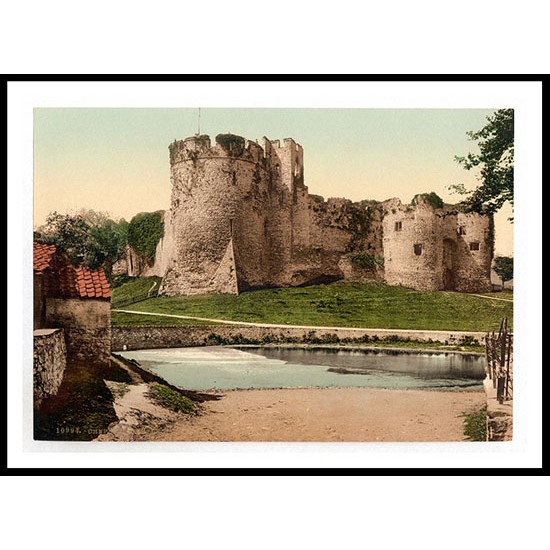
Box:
485;317;513;404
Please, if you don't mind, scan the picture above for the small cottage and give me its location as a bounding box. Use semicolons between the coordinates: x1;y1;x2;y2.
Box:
33;242;111;407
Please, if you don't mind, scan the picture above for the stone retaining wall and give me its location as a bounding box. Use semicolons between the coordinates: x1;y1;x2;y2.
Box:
33;328;67;408
112;325;486;351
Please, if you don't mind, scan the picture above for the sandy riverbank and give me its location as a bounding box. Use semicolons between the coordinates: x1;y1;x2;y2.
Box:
97;381;485;442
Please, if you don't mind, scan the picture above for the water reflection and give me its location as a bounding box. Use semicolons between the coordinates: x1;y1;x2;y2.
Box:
239;347;485;380
119;346;485;392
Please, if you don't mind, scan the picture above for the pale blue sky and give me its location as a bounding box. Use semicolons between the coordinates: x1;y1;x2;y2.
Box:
34;108;513;255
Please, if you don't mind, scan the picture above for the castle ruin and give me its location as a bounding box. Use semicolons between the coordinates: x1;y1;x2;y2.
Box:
129;133;493;294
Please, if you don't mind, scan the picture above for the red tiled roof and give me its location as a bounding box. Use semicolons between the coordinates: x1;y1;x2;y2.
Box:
34;242;110;299
33;242;57;274
73;265;111;299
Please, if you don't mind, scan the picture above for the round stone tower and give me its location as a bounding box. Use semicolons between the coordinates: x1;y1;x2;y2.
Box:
383;197;444;291
158;134;275;295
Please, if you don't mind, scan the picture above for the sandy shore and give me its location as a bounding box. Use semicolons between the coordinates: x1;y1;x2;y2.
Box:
98;380;485;442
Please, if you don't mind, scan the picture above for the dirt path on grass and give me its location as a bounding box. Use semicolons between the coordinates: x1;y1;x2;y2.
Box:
112;308;485;339
469;294;513;303
143;387;485;442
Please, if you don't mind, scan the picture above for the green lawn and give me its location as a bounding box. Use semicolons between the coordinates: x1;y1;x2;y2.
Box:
111;311;222;327
111;280;513;332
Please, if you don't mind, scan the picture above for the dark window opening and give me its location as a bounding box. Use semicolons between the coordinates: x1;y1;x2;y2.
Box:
469;241;480;251
395;221;402;231
458;226;466;235
414;243;423;256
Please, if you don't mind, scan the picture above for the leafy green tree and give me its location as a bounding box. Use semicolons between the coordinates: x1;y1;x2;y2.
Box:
38;211;128;276
493;256;513;288
450;109;514;219
89;218;129;274
39;212;94;265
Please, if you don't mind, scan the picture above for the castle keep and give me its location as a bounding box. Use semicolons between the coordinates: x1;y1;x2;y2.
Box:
131;133;493;294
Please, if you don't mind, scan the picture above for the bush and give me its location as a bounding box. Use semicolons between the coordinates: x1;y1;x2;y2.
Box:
204;333;226;346
412;192;444;209
215;134;245;155
346;252;384;271
462;406;487;441
147;382;199;414
458;335;480;347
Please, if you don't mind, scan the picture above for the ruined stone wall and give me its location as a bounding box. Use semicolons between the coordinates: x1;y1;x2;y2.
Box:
45;298;111;367
147;210;175;276
125;245;151;277
284;196;385;285
33;328;67;408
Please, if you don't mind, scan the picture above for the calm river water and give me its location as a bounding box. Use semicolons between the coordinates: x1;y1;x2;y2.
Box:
119;346;485;391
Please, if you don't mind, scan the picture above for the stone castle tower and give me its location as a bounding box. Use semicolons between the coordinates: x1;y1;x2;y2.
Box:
383;197;493;292
153;134;310;295
137;133;493;295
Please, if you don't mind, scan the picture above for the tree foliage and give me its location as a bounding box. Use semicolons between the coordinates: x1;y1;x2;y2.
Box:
37;211;128;273
127;211;164;263
451;109;514;219
493;256;513;286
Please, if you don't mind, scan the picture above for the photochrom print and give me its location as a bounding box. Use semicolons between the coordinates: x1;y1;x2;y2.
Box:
32;107;514;443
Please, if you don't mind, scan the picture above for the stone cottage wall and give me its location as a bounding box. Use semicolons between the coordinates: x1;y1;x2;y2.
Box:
33;328;67;408
45;298;111;367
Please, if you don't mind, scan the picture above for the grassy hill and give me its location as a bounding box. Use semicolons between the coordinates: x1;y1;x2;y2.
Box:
111;279;513;332
111;276;162;309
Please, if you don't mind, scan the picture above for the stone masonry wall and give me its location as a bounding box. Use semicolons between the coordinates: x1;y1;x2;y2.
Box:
33;328;67;408
111;325;486;351
45;298;111;367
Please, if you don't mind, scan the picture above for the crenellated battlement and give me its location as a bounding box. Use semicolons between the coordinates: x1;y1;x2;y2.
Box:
169;133;303;168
